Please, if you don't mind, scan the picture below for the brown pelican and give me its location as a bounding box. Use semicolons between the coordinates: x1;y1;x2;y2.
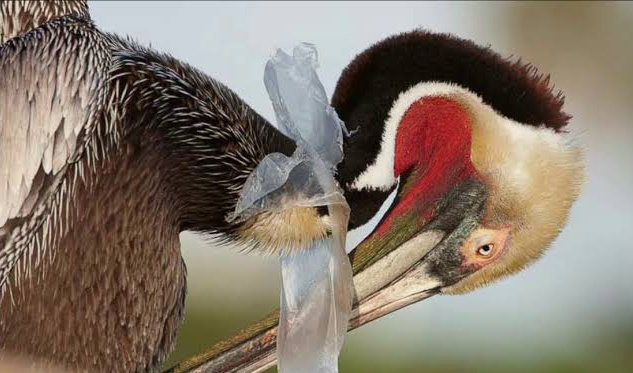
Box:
167;32;584;373
0;2;583;373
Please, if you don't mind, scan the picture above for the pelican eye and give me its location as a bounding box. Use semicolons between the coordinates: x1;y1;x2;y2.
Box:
477;244;494;257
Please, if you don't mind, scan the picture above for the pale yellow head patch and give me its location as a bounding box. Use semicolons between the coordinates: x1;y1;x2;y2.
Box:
422;84;585;294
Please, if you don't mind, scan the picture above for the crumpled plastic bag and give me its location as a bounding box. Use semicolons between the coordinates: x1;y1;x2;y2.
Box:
230;43;353;373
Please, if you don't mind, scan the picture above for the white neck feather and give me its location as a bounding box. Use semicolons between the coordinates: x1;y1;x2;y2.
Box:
348;81;578;198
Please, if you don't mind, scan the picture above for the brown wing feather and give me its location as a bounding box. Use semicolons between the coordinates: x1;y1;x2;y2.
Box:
0;16;109;228
0;0;89;43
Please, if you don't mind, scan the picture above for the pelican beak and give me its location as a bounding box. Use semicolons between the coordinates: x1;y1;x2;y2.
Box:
349;232;444;328
348;178;486;328
165;179;487;373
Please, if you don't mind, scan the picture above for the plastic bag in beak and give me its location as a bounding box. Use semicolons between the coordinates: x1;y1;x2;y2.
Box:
230;43;353;373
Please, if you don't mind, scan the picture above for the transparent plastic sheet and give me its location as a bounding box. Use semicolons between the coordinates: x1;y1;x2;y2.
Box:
230;43;353;373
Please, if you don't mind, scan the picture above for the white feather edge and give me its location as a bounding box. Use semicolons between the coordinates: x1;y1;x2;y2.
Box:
348;81;576;194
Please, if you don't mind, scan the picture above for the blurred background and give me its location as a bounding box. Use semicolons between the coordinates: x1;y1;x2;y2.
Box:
91;2;633;372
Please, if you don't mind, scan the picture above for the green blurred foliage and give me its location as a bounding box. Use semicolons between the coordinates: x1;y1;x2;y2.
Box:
164;309;633;373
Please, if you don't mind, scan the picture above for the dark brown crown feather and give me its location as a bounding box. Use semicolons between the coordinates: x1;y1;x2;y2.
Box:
332;30;571;131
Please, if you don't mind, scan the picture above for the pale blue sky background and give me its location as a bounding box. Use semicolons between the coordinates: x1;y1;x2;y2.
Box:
90;1;633;369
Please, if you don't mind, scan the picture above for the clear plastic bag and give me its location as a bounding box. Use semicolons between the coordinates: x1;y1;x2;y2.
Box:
230;43;353;373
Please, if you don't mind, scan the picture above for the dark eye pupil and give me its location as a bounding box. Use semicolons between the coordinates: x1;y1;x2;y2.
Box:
478;244;493;256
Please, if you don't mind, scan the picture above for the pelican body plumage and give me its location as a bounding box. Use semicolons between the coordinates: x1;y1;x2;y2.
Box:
0;2;583;373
